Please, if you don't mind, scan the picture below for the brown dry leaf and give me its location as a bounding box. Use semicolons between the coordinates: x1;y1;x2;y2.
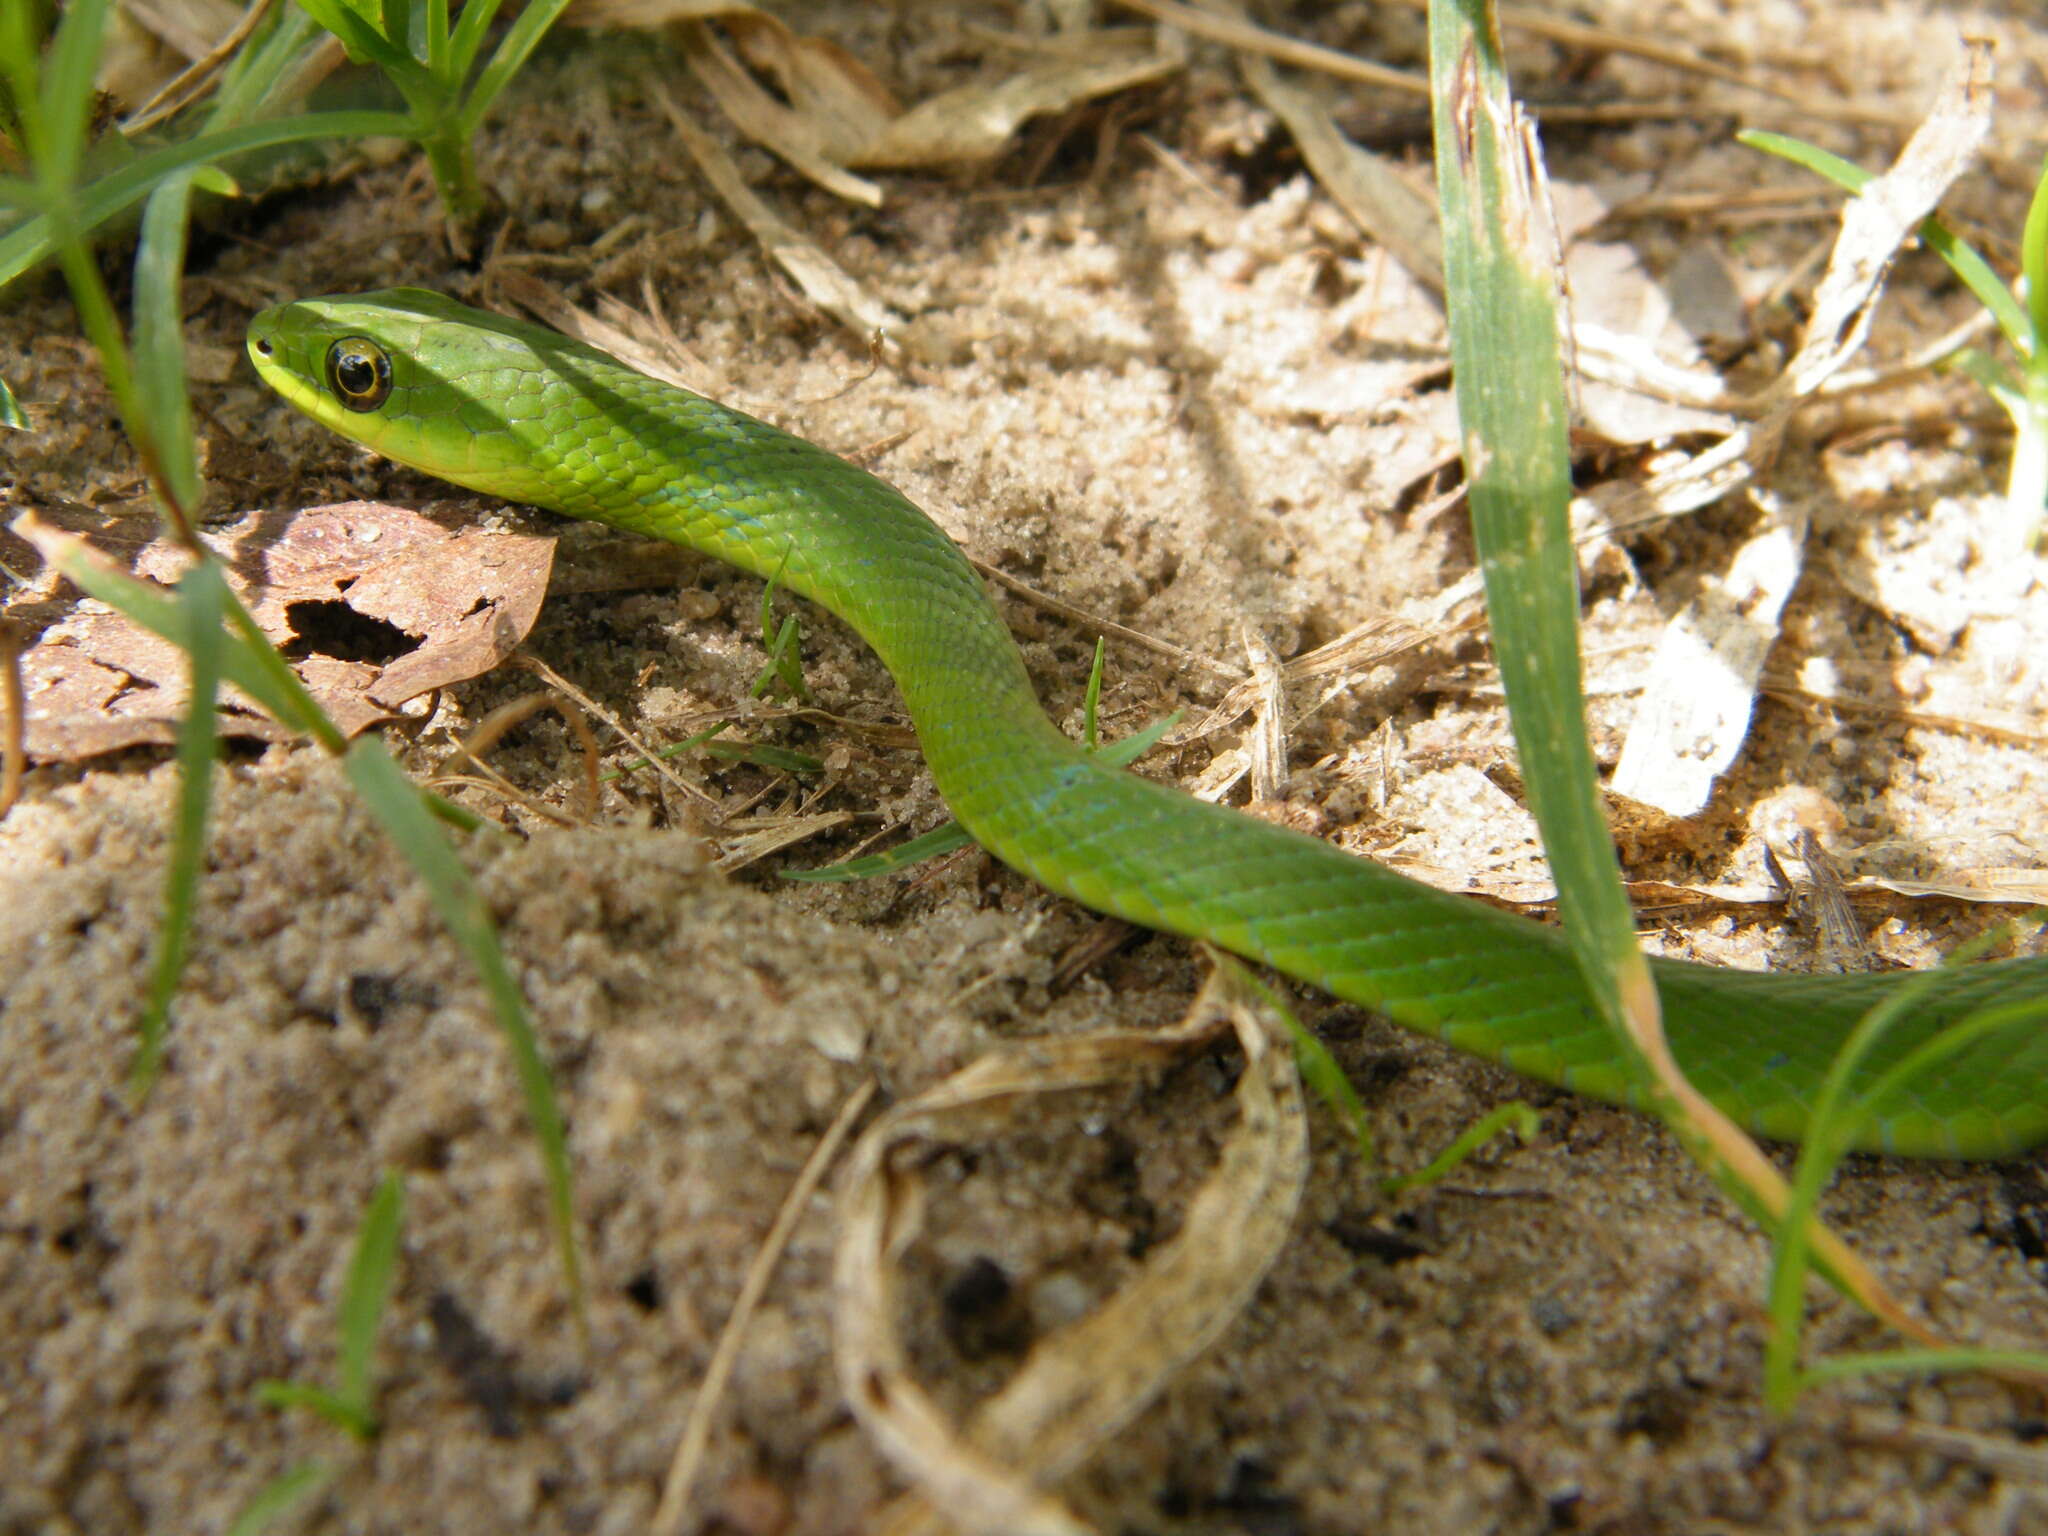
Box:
571;0;1177;185
14;502;553;759
645;76;909;358
1236;47;1443;296
856;30;1177;170
835;962;1306;1536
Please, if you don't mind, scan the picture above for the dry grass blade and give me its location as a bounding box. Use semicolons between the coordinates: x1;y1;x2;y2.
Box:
513;651;718;816
490;268;717;395
1240;624;1287;803
436;688;602;825
856;34;1177;170
120;0;277;132
644;72;908;361
1112;0;1425;96
1167;612;1438;743
1654;40;1989;517
713;809;854;872
0;621;24;821
835;962;1307;1536
1235;46;1443;295
1761;832;1875;975
679;19;886;206
970;559;1234;682
653;1079;876;1536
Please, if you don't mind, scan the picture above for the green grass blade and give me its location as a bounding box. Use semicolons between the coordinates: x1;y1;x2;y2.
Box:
2021;155;2048;361
1740;129;2033;359
1093;710;1181;766
708;740;821;773
422;0;451;80
340;737;585;1333
208;5;325;126
132;168;202;515
31;0;110;183
334;1170;404;1425
0;109;413;292
443;0;503;87
226;1462;334;1536
1083;637;1105;751
1428;0;1643;1043
457;0;571;136
0;373;24;428
781;820;975;883
1380;1102;1539;1196
130;562;225;1099
254;1379;373;1438
1795;1346;2048;1391
291;0;429;87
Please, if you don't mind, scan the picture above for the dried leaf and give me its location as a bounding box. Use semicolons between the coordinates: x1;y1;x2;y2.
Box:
572;0;1176;184
15;502;553;760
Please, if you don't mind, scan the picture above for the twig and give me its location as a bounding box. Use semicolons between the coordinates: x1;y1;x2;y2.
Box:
653;1078;877;1536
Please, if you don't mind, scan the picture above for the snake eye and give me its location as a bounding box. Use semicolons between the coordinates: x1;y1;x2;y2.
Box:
324;337;392;412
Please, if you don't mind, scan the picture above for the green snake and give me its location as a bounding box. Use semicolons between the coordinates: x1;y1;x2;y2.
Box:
247;288;2048;1159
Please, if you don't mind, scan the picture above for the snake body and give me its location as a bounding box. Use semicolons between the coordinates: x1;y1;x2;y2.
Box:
248;289;2048;1158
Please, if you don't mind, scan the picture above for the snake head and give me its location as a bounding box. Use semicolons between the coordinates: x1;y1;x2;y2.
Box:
247;287;570;505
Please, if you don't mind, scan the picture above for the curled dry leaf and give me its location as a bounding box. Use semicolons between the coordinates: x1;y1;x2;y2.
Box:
14;502;553;760
834;961;1306;1535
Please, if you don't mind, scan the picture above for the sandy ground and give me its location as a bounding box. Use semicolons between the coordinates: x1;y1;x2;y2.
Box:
5;3;2048;1533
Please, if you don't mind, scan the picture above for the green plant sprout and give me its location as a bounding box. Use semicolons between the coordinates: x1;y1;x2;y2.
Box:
288;0;575;231
225;1462;334;1536
1762;920;2048;1412
229;1173;406;1532
0;5;408;299
1742;129;2048;547
256;1172;406;1439
604;570;825;782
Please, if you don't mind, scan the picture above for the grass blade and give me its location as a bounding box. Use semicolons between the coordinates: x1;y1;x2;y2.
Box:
0;109;413;291
1740;129;2033;358
226;1462;334;1536
340;738;585;1333
335;1171;404;1423
291;0;429;87
1428;0;1641;1034
32;0;111;183
132;168;203;515
780;821;976;883
130;562;225;1099
458;0;572;135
